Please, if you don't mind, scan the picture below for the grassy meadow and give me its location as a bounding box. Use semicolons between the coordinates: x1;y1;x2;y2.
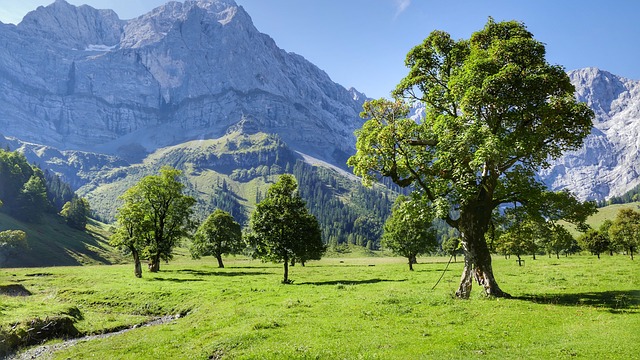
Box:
2;254;638;359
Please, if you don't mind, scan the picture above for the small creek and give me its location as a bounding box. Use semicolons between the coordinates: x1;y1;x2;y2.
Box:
6;315;180;360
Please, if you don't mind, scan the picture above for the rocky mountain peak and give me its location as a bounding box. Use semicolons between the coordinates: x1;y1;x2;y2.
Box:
120;0;246;49
540;69;640;201
568;67;633;120
0;0;366;169
17;0;123;49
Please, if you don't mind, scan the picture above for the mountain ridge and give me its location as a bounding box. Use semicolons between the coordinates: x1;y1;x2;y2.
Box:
0;0;366;167
540;67;640;201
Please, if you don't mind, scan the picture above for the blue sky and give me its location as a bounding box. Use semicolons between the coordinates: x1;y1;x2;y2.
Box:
0;0;638;99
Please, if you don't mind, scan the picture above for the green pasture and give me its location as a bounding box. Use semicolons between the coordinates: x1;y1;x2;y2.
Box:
1;255;638;359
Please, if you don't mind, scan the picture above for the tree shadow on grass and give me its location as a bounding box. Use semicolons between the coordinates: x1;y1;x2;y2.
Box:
149;277;205;283
515;290;640;313
165;269;272;277
296;279;406;286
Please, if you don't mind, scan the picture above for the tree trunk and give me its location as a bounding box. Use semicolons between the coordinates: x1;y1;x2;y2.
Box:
408;256;414;271
148;254;161;272
132;249;142;278
629;246;634;260
283;256;289;283
216;254;225;268
456;206;510;299
516;255;522;266
453;254;457;263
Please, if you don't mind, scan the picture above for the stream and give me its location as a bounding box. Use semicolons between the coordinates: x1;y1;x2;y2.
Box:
6;315;180;360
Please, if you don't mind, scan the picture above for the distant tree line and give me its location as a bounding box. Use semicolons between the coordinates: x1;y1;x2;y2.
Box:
605;184;640;206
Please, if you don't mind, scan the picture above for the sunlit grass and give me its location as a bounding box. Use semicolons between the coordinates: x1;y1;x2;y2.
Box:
2;254;638;359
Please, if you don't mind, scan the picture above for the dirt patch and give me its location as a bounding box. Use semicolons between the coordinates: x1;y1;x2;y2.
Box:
0;284;31;297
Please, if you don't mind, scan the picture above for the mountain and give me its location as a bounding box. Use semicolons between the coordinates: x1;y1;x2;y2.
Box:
539;68;640;201
0;0;396;250
0;0;365;165
4;0;639;238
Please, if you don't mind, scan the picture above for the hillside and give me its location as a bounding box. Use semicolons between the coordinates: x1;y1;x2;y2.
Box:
586;202;640;229
0;213;122;268
76;128;395;247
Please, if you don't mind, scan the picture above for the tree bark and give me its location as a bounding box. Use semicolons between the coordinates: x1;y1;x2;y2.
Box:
455;205;510;299
283;255;289;283
148;254;160;272
216;254;225;268
132;249;142;278
408;256;414;271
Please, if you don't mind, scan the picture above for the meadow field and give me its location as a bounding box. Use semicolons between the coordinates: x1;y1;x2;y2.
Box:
1;254;638;359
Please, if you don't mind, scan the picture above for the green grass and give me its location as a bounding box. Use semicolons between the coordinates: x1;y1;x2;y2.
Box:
588;202;640;228
2;254;638;359
0;213;124;267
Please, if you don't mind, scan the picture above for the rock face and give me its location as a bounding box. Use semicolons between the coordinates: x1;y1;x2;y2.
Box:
0;0;365;165
540;68;640;201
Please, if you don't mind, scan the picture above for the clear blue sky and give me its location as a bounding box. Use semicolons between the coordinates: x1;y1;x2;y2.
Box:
1;0;638;99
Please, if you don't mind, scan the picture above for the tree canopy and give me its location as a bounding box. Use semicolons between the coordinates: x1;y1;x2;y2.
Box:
61;196;91;230
112;166;196;275
0;149;51;222
249;174;325;283
608;208;640;260
191;209;243;268
348;18;595;298
382;195;438;270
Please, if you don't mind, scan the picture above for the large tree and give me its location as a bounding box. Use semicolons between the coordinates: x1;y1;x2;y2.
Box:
249;174;325;283
113;166;195;274
382;195;438;270
191;209;243;268
348;19;595;298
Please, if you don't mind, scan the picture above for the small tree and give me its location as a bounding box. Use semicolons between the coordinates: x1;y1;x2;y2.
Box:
382;195;437;270
191;209;243;268
111;199;148;278
112;166;195;274
546;224;575;259
0;230;27;249
61;196;91;230
609;208;640;260
442;237;461;262
495;221;538;266
15;174;49;222
0;230;27;267
249;174;325;283
578;229;610;259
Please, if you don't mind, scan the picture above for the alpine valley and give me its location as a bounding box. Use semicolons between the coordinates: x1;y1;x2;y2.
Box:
0;0;391;249
1;0;639;244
